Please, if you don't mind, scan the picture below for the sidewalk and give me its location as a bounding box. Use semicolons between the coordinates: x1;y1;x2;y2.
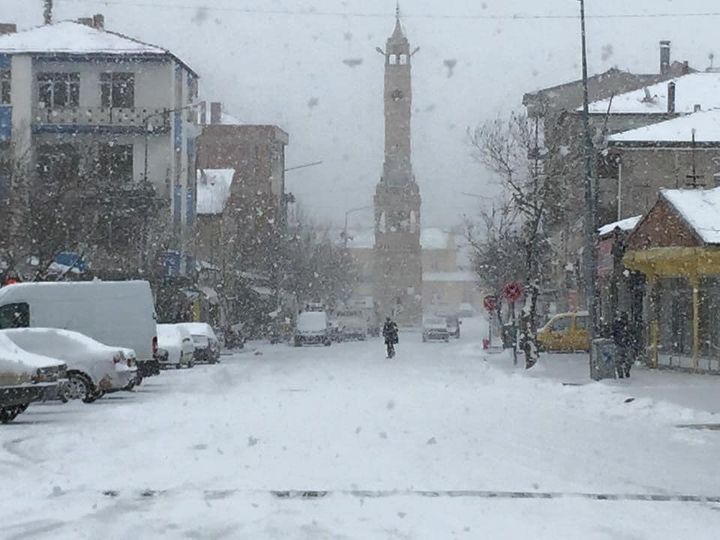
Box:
483;349;720;416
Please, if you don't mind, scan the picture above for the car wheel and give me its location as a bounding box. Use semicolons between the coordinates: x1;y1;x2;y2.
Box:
65;372;94;403
84;390;104;404
175;363;182;370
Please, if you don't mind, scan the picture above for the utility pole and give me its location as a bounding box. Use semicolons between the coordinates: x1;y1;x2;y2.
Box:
44;0;53;25
579;0;599;373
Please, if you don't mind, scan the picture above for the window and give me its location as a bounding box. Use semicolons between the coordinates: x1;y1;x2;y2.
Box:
100;73;135;108
0;71;9;104
38;73;80;108
98;143;134;183
551;316;571;332
0;302;29;329
36;144;80;181
575;316;589;330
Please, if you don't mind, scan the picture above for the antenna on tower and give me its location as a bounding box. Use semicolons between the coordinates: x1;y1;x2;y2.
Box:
396;1;401;20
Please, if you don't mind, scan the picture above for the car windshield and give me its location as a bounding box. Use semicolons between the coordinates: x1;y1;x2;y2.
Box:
3;2;719;537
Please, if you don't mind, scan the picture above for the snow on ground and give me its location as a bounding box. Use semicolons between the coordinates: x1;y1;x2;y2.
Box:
1;318;719;539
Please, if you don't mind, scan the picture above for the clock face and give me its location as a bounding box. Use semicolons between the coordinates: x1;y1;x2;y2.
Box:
391;89;404;102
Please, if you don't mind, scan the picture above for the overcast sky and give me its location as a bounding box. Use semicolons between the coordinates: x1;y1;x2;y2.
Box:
5;0;720;229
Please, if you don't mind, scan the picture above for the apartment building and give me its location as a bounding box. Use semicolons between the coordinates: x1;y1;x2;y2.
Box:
0;16;199;272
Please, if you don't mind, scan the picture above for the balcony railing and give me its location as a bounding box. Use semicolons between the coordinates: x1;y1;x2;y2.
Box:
33;107;170;132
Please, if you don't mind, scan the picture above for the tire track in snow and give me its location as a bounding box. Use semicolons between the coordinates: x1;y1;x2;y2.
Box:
95;488;720;503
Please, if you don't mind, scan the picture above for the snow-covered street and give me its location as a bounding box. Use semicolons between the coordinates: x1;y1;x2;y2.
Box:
2;319;720;539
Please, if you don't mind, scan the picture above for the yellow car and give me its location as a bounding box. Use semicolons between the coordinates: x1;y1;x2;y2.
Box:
537;311;590;352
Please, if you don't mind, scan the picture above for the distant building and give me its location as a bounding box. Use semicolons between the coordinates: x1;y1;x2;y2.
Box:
0;16;199;273
345;227;481;316
194;102;289;274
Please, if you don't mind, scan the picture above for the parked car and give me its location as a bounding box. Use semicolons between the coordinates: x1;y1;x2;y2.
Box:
422;316;450;343
458;303;477;319
156;324;195;369
224;323;245;349
177;322;220;364
536;311;590;352
337;310;368;341
0;332;67;423
328;320;343;343
0;280;160;379
294;311;331;347
445;315;461;339
2;328;137;403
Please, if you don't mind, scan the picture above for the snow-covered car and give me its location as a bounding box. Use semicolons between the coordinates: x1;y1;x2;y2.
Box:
422;316;450;343
2;328;137;403
157;324;195;369
0;332;67;423
458;303;477;319
176;322;220;364
294;311;331;347
0;280;160;379
337;310;368;341
445;315;461;339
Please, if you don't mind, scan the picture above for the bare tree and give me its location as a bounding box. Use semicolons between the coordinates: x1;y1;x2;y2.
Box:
469;112;558;368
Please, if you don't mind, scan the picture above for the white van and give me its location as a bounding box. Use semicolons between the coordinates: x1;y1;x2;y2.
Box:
0;281;158;378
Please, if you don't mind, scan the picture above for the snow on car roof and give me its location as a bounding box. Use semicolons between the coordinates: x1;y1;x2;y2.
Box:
661;186;720;244
586;72;720;114
177;322;217;338
197;169;235;215
0;331;65;370
608;109;720;144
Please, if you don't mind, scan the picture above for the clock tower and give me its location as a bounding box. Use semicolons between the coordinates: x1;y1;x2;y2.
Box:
373;5;422;326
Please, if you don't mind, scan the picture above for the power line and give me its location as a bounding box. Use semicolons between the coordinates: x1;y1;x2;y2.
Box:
59;1;720;21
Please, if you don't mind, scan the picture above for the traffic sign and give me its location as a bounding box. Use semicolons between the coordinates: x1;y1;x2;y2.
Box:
502;282;523;303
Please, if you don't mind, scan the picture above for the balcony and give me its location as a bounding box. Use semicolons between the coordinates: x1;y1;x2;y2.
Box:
32;106;171;134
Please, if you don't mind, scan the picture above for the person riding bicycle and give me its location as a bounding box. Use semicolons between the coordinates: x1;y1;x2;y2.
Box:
382;317;399;358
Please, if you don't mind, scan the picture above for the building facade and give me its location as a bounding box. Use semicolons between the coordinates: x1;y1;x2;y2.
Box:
373;12;422;326
0;17;199;274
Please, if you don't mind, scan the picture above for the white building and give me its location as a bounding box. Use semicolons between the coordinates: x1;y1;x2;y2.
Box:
0;16;199;264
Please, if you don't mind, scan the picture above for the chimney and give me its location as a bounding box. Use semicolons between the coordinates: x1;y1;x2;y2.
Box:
92;14;104;30
0;23;16;35
682;60;690;75
694;104;702;113
660;40;671;75
199;101;207;125
210;102;222;124
667;82;676;114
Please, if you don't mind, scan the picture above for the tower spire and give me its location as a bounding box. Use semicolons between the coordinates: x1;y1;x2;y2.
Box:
396;1;400;21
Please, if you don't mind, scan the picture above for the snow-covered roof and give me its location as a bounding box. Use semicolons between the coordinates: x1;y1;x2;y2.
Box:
609;110;720;144
423;271;476;283
662;186;720;245
0;21;196;75
197;169;235;215
598;215;642;237
586;73;720;115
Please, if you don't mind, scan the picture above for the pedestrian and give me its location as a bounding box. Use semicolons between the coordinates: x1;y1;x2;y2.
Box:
382;316;399;358
612;312;632;379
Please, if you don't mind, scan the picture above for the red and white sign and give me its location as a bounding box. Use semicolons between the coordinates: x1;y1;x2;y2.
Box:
502;282;523;303
483;295;497;312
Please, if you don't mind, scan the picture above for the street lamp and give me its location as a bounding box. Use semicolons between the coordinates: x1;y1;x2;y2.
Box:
343;206;372;248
